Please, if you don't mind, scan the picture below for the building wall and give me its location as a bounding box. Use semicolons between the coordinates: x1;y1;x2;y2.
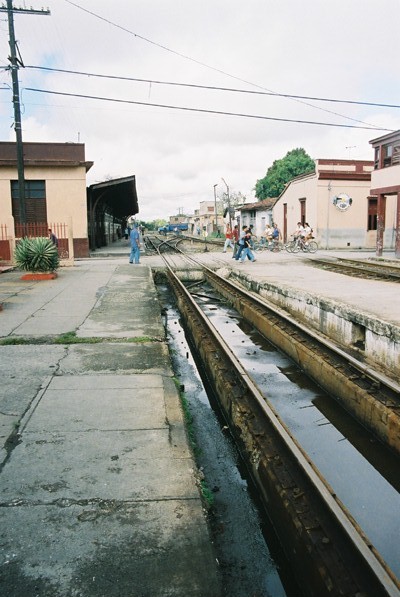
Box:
273;162;395;249
0;164;89;255
371;164;400;191
239;209;272;237
273;173;316;241
316;178;381;249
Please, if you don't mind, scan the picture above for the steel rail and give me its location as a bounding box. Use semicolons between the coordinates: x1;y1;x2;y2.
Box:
204;265;400;396
162;259;400;597
311;258;400;282
149;241;399;395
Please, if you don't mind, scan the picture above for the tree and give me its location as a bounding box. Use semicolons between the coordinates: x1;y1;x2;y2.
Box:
255;148;315;200
220;190;246;216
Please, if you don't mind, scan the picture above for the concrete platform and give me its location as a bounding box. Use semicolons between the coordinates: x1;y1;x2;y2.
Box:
1;246;399;596
0;263;220;597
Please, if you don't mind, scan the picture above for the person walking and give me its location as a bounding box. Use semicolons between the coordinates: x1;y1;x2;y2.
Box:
223;223;234;252
129;223;141;264
48;228;58;247
234;225;248;261
239;230;256;263
232;224;239;258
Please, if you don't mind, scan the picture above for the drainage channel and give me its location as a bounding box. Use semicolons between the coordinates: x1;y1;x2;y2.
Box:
189;281;400;583
157;283;302;597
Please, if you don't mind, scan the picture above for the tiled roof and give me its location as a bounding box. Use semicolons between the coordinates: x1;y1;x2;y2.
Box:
237;198;277;211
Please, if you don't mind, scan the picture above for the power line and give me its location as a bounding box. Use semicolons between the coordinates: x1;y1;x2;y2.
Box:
62;0;381;130
25;87;393;132
26;65;400;110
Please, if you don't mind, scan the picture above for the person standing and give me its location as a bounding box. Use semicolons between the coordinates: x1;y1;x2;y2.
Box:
129;223;141;264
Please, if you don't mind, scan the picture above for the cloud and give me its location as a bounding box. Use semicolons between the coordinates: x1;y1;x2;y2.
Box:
1;0;398;221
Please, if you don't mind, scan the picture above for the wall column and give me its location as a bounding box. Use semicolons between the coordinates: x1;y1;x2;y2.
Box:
376;194;386;257
395;191;400;259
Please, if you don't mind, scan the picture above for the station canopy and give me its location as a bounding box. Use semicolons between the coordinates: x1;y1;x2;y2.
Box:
88;175;138;220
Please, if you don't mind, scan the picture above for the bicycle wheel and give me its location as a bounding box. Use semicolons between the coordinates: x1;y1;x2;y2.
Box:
291;241;300;253
285;242;294;253
270;241;283;252
306;241;318;253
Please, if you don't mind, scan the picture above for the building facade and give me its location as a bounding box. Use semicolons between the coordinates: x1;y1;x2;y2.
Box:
237;198;276;237
271;159;394;250
0;142;92;258
369;130;400;257
190;201;224;236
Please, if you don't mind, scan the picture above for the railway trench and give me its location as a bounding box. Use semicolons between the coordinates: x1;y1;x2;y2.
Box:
154;261;400;597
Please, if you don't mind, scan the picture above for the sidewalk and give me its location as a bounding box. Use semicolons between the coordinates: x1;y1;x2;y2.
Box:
0;262;220;597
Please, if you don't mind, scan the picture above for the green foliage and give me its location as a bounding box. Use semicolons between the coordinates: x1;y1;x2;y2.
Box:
200;479;215;508
14;237;59;272
255;148;315;199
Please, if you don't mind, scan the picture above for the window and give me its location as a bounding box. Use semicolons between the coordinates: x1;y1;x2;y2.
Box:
374;147;380;169
11;180;47;223
393;144;400;166
207;206;214;212
383;144;393;167
367;198;377;231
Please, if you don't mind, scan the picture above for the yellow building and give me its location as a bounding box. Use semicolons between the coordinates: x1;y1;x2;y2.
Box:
0;142;138;260
0;142;92;259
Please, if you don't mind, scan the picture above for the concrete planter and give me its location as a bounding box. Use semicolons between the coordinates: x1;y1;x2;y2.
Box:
21;272;58;281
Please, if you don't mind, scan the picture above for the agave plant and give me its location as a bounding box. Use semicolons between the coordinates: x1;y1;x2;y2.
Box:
14;237;59;273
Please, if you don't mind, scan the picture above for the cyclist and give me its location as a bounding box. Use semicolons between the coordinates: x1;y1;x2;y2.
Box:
263;223;273;246
293;222;304;239
271;223;282;247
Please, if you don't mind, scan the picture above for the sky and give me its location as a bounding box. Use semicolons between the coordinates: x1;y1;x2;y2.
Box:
0;0;399;222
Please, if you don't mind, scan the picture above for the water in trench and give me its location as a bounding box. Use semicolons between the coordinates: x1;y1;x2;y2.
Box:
192;283;400;581
157;284;302;597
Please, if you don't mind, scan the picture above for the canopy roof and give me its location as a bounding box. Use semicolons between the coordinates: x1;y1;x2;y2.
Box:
88;175;138;220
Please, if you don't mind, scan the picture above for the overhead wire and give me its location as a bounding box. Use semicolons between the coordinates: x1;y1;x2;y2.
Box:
26;65;400;110
24;87;393;131
63;0;387;130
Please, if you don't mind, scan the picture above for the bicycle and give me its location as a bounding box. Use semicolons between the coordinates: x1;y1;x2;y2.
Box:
253;238;283;252
253;238;267;251
58;248;69;260
267;239;283;252
285;236;318;253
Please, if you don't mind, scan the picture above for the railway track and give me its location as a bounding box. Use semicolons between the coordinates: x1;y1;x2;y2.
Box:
147;238;400;597
311;257;400;282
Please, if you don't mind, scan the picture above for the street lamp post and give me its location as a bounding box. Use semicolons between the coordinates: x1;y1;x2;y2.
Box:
213;183;218;234
221;177;231;228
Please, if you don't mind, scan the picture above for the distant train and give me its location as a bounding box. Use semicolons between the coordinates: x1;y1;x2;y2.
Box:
158;223;189;234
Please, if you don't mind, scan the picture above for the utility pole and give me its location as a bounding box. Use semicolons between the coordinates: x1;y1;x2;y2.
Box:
213;184;218;233
0;1;50;224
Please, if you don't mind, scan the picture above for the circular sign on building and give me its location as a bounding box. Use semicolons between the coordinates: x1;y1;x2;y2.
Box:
332;193;353;211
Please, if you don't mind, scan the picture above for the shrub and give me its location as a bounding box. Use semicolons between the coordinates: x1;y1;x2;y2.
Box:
14;237;59;273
